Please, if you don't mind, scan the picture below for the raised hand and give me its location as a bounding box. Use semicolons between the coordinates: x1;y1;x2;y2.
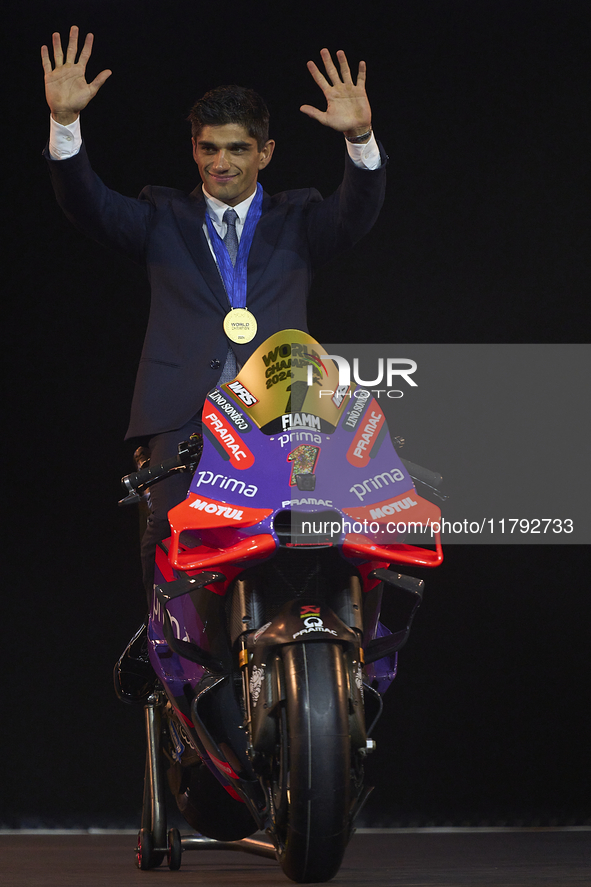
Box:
41;26;112;125
300;49;372;139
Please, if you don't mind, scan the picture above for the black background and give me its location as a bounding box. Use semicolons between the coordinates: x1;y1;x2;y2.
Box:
4;0;590;827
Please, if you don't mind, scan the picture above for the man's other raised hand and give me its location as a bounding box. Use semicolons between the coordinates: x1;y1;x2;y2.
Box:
41;26;111;125
300;49;372;141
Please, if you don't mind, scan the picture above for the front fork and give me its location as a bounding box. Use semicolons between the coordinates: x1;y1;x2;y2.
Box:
238;637;252;737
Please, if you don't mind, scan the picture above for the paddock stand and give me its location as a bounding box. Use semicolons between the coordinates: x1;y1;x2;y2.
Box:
136;690;276;871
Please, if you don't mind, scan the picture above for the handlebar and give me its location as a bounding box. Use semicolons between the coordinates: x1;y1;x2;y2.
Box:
119;436;203;506
400;458;447;502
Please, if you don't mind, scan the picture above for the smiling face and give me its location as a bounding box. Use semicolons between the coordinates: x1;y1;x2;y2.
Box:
192;123;275;206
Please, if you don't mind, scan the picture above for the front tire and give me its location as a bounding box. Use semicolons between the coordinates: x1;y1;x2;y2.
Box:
276;642;351;883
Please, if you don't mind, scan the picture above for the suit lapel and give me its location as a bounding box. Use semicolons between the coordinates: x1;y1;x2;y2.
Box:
172;189;229;310
172;188;286;309
246;191;286;295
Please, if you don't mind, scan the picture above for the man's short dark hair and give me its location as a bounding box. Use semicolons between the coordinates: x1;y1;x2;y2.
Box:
188;85;270;149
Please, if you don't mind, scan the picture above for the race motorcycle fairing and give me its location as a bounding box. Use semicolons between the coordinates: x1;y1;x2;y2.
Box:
135;330;443;882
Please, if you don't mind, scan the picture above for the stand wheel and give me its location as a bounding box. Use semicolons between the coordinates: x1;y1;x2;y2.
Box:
136;828;153;870
135;828;165;870
167;828;182;870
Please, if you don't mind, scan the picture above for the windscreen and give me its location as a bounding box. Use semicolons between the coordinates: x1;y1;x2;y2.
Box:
219;330;350;434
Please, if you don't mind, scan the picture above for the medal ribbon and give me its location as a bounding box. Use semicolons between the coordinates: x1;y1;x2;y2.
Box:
205;183;263;309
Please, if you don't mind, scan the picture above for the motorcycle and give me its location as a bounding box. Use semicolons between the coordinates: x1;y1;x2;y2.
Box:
119;329;445;883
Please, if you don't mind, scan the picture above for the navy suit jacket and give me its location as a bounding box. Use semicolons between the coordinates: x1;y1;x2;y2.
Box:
46;142;387;439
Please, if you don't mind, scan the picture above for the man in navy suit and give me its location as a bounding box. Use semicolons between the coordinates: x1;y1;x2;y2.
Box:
42;27;386;696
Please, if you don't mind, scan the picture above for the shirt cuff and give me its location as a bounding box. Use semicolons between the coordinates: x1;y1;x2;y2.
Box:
48;115;82;160
345;132;381;170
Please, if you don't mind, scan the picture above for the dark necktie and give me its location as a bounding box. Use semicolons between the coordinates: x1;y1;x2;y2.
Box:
218;208;240;384
223;208;239;267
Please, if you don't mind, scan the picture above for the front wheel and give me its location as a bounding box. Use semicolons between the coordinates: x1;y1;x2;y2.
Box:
275;642;351;883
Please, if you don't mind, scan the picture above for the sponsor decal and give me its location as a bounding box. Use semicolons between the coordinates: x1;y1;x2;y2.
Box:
332;384;350;407
343;491;441;529
253;621;272;643
262;415;335;436
287;445;320;486
193;470;258;498
281;497;334;507
349;467;408;502
368;496;418;519
168;493;272;533
346;409;386;467
189;498;244;520
281;413;321;431
208;390;251;431
226;379;258;407
293;615;338;639
249;664;265;706
202;405;254;468
342;389;371;430
300;605;321;617
276;430;322;448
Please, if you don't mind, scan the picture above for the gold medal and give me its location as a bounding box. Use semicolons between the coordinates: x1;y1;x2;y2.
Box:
223;308;257;344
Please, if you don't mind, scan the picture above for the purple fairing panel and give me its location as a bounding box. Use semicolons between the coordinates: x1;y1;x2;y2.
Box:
190;385;415;537
364;622;398;695
365;653;398;697
148;559;209;691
